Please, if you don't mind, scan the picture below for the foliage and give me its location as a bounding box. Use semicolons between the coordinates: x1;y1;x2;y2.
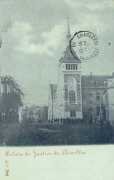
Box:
1;76;24;123
4;123;113;146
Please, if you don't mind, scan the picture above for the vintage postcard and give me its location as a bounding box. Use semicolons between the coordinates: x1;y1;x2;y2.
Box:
0;0;114;179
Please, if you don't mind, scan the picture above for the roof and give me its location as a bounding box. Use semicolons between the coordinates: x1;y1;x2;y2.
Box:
59;45;81;64
22;105;43;112
103;78;114;95
81;75;112;88
108;79;114;89
59;19;81;64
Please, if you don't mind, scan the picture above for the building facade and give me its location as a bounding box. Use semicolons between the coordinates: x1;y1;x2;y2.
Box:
103;78;114;125
21;105;48;123
48;22;114;122
81;74;112;122
48;21;82;121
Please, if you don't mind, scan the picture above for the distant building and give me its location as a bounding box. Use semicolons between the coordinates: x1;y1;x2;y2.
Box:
82;74;112;122
103;78;114;125
21;105;48;123
48;21;114;123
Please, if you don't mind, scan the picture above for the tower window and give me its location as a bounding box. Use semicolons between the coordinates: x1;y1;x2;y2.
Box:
69;90;75;102
66;64;78;70
73;64;75;70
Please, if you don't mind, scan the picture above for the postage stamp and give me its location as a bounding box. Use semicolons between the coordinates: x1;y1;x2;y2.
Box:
70;31;99;61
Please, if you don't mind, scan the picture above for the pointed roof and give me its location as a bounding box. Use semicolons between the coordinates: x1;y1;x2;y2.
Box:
66;17;71;42
59;18;80;64
68;21;70;37
63;45;80;63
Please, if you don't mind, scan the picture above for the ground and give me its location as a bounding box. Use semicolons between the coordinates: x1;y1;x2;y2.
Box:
0;122;113;146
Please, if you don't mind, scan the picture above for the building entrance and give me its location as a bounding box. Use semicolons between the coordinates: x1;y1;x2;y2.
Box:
70;109;76;119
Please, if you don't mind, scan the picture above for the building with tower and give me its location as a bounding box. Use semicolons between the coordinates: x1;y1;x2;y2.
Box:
48;20;82;121
48;20;114;123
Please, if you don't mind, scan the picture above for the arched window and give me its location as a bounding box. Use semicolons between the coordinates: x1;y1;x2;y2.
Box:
68;78;77;103
69;90;75;102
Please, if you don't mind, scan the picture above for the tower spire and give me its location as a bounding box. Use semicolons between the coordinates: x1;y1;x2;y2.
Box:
66;16;71;44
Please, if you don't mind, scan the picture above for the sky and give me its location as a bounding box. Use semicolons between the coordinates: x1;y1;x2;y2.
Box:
0;0;114;105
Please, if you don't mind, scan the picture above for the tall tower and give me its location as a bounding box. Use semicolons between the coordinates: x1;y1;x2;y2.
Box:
66;17;71;44
57;19;82;119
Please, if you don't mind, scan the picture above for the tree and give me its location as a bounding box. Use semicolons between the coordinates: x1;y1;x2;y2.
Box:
1;76;24;123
